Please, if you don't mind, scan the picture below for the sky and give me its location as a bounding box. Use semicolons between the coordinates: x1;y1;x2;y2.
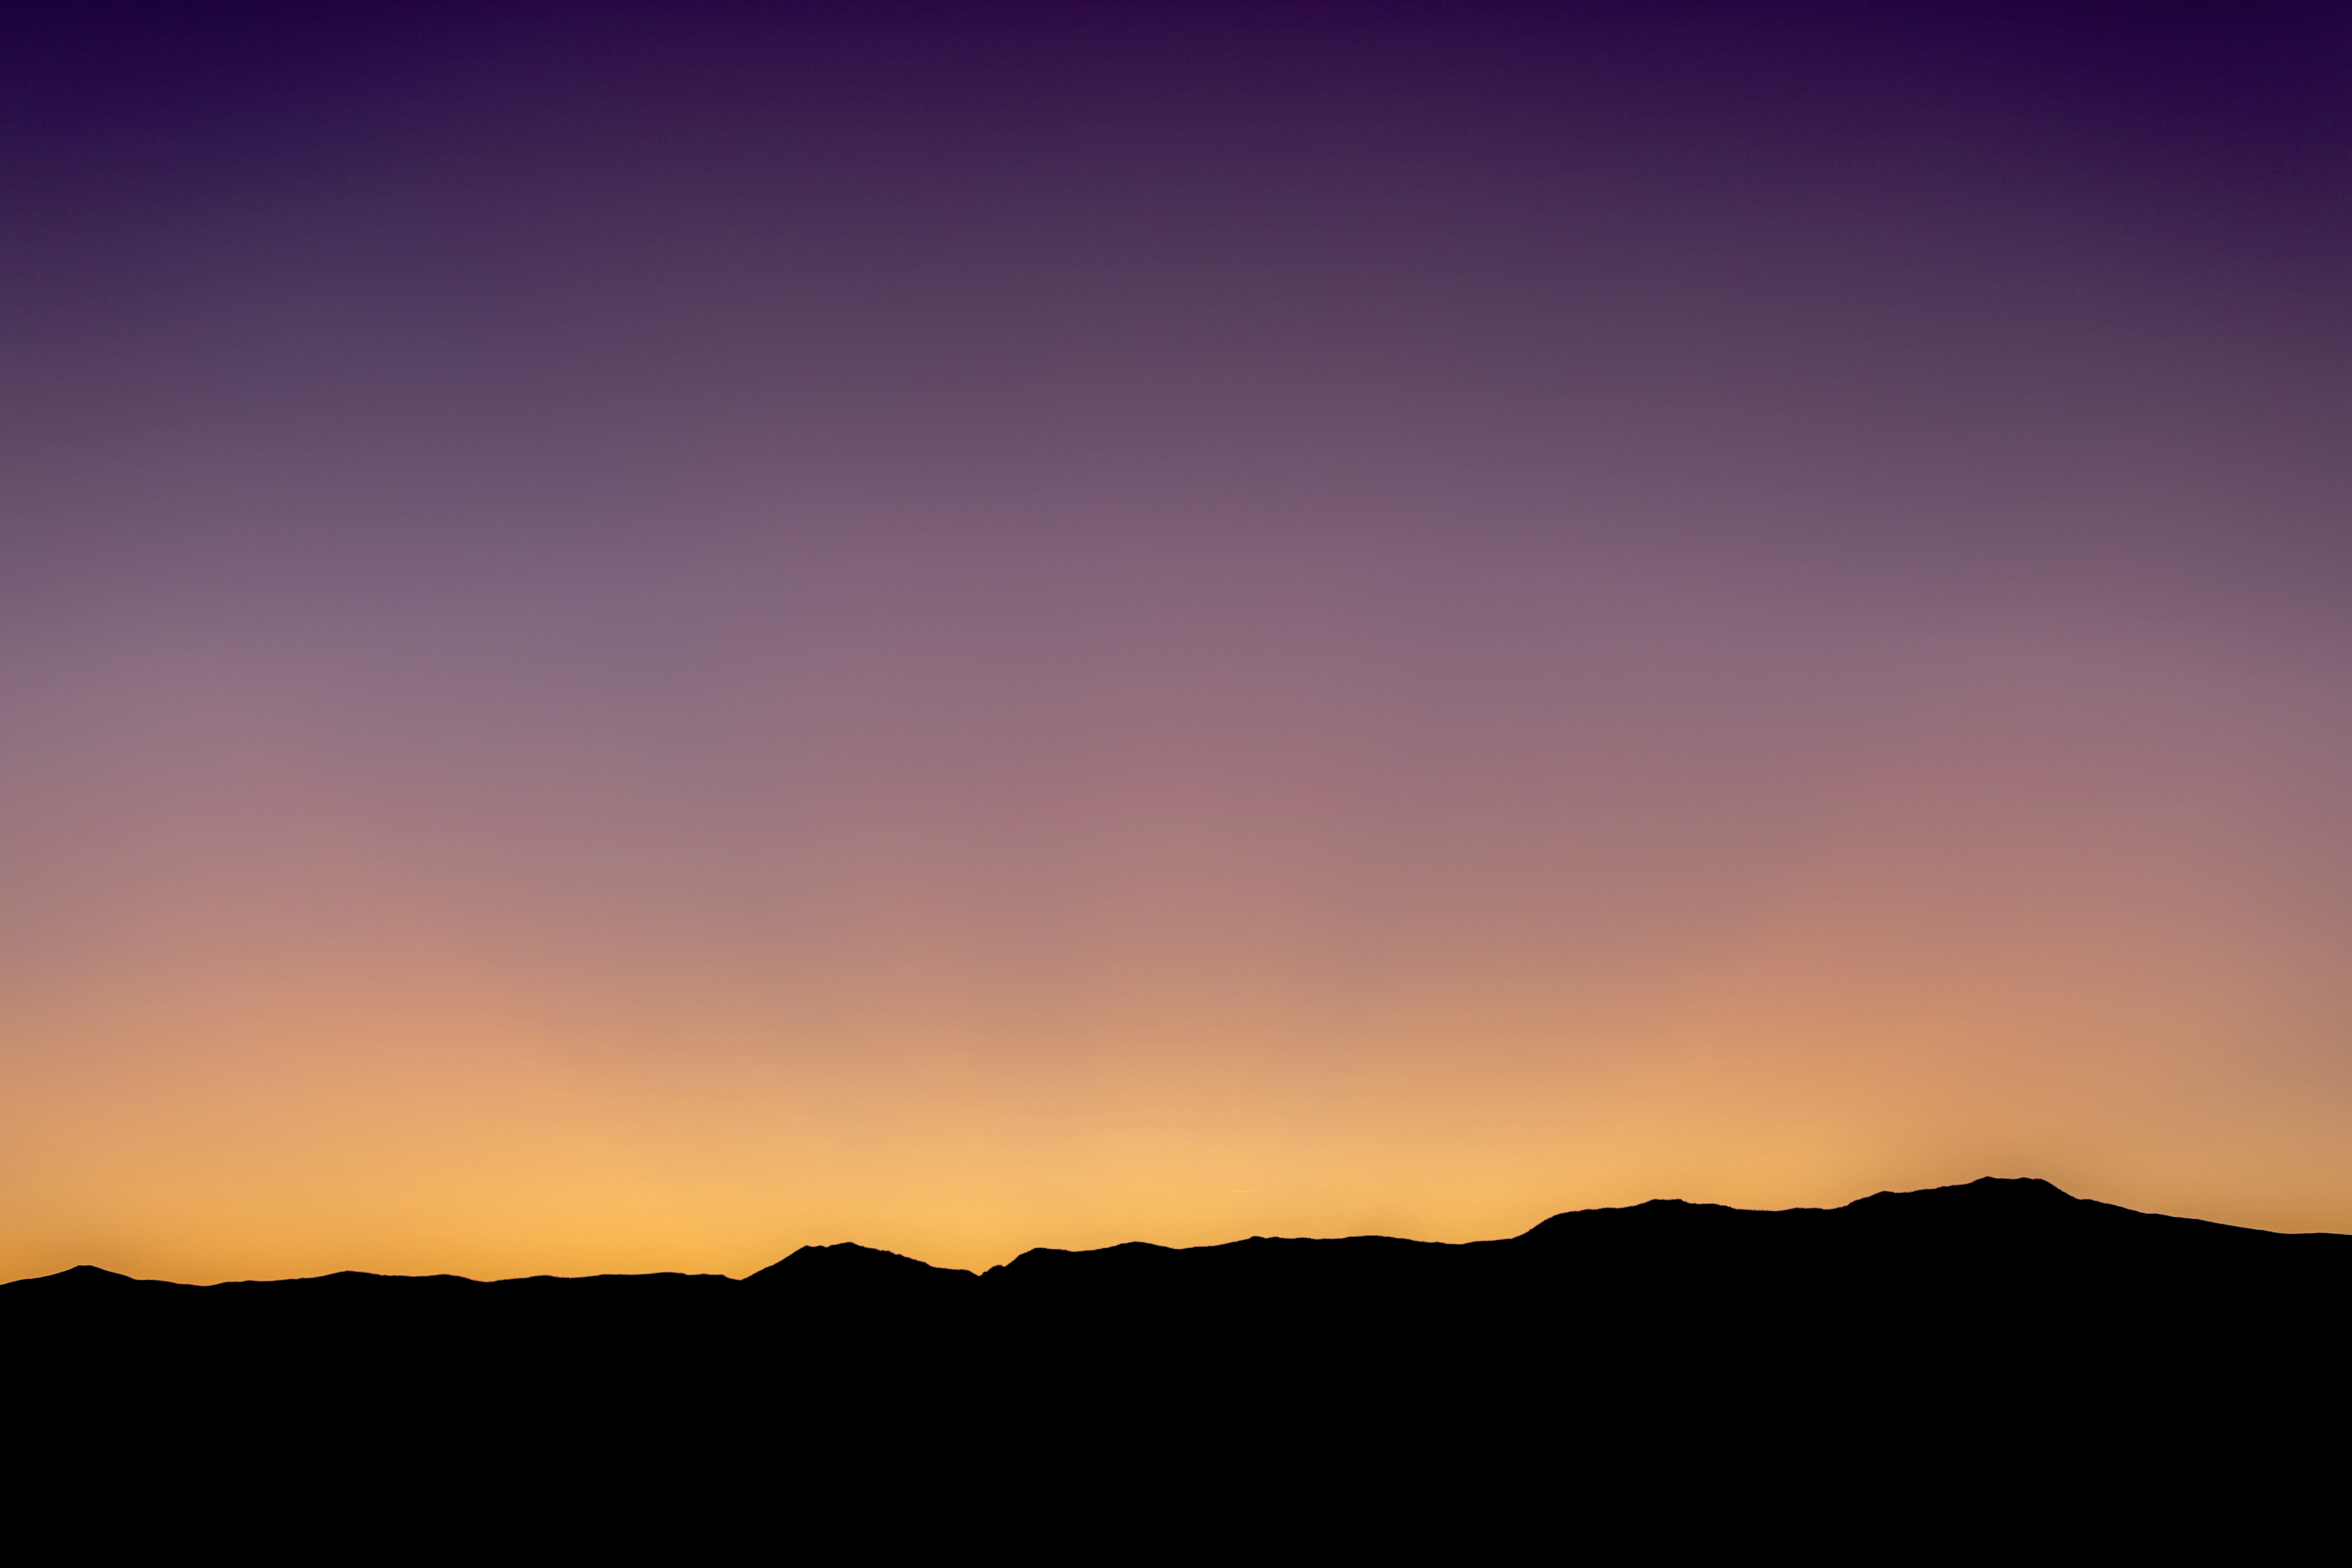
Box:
3;2;2349;1282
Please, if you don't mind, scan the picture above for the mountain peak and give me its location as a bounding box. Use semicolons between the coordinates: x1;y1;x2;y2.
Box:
3;1264;157;1291
1844;1176;2080;1212
744;1241;974;1287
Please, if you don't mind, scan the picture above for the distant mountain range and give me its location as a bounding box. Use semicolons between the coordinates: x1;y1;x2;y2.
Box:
21;1174;2344;1301
12;1177;2339;1545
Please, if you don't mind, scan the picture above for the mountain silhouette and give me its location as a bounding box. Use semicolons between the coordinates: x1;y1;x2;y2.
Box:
9;1177;2338;1545
746;1239;980;1297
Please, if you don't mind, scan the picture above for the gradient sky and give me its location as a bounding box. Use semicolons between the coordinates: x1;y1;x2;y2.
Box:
4;3;2349;1282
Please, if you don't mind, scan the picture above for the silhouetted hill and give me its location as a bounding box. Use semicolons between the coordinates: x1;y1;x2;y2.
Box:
747;1240;979;1296
9;1177;2340;1545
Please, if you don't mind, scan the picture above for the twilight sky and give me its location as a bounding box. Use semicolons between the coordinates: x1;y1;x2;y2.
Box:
4;3;2350;1282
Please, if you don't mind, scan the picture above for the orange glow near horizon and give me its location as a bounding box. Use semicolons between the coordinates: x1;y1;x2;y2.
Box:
7;594;2346;1284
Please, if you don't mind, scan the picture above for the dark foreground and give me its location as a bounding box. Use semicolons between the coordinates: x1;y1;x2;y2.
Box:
9;1178;2343;1545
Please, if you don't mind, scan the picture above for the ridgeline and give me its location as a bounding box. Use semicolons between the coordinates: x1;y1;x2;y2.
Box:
12;1178;2339;1542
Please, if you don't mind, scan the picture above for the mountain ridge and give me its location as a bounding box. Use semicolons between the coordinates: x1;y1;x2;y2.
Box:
9;1174;2345;1289
10;1171;2340;1540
